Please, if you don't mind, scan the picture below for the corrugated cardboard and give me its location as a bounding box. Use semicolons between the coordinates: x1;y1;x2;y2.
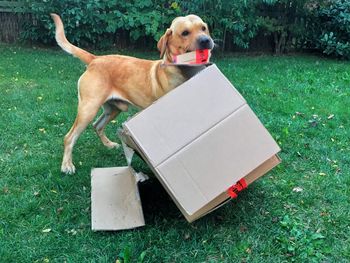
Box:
92;64;281;230
173;49;211;64
91;167;145;231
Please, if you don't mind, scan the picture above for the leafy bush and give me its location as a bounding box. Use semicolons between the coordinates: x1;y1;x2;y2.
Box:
257;0;310;54
21;0;261;50
22;0;181;49
316;0;350;59
179;0;261;50
19;0;350;59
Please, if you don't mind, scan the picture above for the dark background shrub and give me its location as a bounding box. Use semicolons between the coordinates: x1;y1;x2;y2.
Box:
15;0;350;59
316;0;350;59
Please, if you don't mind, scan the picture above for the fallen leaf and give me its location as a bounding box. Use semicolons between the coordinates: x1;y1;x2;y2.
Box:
319;172;326;176
34;191;40;196
311;233;325;240
42;228;51;233
327;114;334;120
292;187;303;192
184;233;190;240
67;229;77;235
39;128;46;133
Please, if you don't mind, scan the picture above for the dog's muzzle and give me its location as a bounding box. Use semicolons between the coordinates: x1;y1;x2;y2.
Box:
197;35;214;50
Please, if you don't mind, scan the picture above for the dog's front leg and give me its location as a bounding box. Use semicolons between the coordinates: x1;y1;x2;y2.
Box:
61;99;101;174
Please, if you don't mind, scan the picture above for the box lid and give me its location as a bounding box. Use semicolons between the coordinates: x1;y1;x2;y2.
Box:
91;167;145;231
125;64;246;167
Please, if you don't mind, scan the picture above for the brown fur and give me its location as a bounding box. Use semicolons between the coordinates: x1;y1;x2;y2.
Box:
50;13;213;174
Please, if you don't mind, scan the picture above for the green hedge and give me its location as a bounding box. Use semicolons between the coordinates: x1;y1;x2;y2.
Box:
316;0;350;59
21;0;261;50
20;0;350;59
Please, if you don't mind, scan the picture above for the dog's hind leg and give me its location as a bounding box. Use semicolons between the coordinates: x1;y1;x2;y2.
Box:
93;103;120;149
61;99;101;174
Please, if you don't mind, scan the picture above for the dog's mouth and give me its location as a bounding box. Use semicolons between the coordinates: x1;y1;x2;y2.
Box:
186;37;214;53
166;37;214;64
170;47;211;65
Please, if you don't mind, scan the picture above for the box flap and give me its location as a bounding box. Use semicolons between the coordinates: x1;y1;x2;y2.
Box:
91;167;145;231
182;155;281;222
156;105;280;215
124;64;246;167
244;155;281;185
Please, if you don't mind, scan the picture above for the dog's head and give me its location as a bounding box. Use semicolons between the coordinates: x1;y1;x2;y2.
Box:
157;15;214;62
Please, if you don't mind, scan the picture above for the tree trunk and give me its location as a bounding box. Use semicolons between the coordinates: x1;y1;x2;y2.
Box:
273;32;288;54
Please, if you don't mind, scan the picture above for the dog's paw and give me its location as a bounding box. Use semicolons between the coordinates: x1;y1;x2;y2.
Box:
104;141;120;149
61;161;76;174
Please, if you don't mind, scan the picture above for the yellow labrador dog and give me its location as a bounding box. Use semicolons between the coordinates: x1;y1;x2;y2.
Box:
51;13;214;174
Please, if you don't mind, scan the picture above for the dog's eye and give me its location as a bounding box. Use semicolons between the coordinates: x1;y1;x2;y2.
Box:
181;30;190;37
202;26;206;31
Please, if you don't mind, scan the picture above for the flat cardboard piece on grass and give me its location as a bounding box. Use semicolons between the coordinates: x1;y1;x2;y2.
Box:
121;64;281;222
91;167;145;231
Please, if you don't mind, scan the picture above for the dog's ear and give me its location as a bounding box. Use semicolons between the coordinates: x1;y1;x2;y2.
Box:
157;28;172;58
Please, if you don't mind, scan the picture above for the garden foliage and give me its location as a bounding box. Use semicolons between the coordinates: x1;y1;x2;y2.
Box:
316;0;350;59
21;0;350;59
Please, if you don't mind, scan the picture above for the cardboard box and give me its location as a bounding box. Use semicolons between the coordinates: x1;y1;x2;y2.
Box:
91;64;281;230
173;49;211;64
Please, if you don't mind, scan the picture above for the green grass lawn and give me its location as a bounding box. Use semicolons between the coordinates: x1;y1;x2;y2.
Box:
1;44;349;263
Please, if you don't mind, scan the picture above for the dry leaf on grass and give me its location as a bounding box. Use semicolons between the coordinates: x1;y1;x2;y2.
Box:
327;114;334;120
292;187;303;192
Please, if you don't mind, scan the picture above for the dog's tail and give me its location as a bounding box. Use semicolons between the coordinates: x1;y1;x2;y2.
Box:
50;13;95;65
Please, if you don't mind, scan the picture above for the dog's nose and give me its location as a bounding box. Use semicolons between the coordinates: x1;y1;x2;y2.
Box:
197;35;213;50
